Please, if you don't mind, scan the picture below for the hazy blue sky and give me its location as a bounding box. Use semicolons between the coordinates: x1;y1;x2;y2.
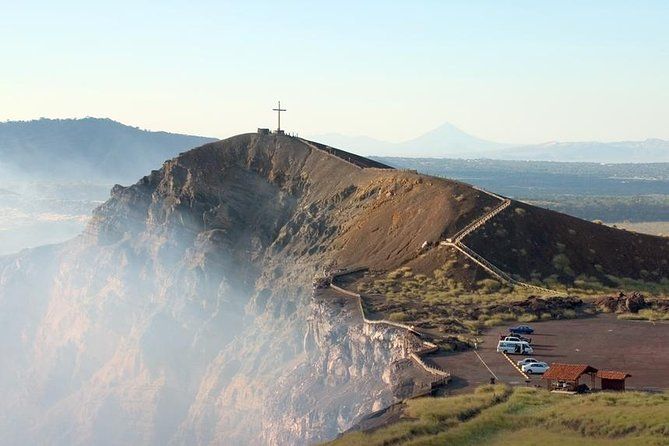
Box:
2;1;668;143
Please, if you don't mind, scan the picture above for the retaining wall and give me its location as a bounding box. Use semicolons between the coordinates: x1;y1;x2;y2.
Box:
328;270;451;382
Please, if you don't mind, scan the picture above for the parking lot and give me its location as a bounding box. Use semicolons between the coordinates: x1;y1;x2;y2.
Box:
427;314;669;393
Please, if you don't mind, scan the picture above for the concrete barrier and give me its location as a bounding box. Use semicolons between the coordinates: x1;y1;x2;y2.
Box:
410;352;451;378
329;283;422;334
326;271;451;384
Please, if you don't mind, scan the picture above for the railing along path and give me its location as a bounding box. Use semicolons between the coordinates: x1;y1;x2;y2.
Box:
440;187;563;296
326;269;451;383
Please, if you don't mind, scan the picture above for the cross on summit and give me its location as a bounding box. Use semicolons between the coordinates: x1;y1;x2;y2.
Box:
272;101;286;134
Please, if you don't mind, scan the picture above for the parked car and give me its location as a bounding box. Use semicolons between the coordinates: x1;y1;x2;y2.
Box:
522;362;549;374
503;335;532;344
509;325;534;334
497;340;533;355
516;357;540;367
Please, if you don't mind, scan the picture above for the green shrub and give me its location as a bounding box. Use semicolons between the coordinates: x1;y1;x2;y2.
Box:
552;253;574;276
562;309;577;318
518;314;538;323
389;312;409;322
477;279;502;293
617;312;647;321
495;228;508;238
483;317;504;327
387;270;402;279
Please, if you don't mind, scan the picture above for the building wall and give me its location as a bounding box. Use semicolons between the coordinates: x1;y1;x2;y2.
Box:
601;378;625;391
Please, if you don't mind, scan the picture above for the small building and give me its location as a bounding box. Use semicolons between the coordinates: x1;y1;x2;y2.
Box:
543;363;598;392
257;128;270;135
597;370;631;391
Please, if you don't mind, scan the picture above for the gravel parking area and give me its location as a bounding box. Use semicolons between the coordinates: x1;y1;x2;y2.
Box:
428;314;669;393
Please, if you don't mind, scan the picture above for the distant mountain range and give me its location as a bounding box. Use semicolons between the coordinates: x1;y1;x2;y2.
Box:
311;122;509;158
311;123;669;163
494;139;669;163
2;119;667;177
0;118;217;182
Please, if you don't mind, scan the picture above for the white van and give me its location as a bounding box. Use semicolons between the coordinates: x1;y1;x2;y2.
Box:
497;340;533;355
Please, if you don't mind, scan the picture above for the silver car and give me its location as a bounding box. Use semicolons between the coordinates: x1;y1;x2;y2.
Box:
516;357;540;367
522;362;550;374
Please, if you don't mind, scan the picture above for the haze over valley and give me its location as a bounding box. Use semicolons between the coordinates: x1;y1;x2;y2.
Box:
2;118;667;255
313;123;669;162
2;132;669;445
0;118;216;254
3;2;669;445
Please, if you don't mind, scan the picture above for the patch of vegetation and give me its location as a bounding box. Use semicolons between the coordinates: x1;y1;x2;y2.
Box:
604;276;669;295
323;385;509;446
617;308;669;321
355;255;669;341
327;386;669;446
359;265;587;341
611;221;669;237
549;272;669;297
389;312;410;322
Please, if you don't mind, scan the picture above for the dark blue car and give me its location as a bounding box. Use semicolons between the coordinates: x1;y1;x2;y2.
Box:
509;325;534;334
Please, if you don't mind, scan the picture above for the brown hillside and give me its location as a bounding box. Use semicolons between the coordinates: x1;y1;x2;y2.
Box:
465;200;669;284
100;131;669;287
4;130;669;445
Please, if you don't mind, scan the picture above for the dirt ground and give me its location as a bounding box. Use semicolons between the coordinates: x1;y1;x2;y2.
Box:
426;314;669;393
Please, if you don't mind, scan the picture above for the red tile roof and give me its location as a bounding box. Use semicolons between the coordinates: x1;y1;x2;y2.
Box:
543;363;598;381
597;370;631;380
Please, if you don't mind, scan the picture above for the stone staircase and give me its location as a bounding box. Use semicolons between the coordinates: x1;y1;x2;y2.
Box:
450;199;511;243
440;188;562;296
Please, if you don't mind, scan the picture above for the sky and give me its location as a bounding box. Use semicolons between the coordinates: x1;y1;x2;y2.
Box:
2;0;668;144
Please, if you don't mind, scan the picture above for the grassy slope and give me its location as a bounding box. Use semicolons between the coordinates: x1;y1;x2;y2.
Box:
352;261;669;346
326;386;669;446
611;221;669;237
466;201;669;284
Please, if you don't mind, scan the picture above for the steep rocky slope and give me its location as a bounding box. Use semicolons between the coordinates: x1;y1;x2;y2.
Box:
465;200;669;284
0;133;493;445
1;132;667;445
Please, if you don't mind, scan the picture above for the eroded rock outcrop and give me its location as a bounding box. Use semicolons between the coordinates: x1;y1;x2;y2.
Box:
595;292;648;313
0;133;484;445
3;132;667;445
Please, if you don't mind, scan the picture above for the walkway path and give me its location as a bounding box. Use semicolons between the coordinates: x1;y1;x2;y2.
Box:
318;183;565;395
324;268;451;392
297;137;392;170
440;187;562;296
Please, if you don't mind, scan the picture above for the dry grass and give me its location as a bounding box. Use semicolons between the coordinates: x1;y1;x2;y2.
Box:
356;260;669;338
359;266;587;337
610;221;669;238
328;386;669;446
323;385;509;446
618;309;669;321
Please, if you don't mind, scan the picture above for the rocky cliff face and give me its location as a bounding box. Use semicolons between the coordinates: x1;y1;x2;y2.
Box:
0;133;466;445
3;132;666;445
